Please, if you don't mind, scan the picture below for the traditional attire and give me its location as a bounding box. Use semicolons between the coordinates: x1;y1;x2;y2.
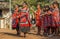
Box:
43;13;48;33
35;9;42;34
47;11;53;35
12;8;20;29
58;11;60;33
59;13;60;26
42;11;52;35
52;8;59;28
35;9;41;27
50;8;59;34
19;7;31;33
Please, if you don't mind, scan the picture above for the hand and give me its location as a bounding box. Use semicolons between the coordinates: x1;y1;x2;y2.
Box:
17;16;19;18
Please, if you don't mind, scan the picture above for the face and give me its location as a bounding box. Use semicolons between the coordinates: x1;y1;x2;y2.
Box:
37;4;40;9
50;4;54;8
15;5;18;8
23;3;26;7
54;4;58;8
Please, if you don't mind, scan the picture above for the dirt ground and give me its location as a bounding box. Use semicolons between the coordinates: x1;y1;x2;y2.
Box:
0;29;60;39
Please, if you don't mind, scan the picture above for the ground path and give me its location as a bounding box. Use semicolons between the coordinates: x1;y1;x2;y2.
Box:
0;29;60;39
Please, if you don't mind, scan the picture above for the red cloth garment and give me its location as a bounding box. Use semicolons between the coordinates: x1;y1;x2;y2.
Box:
35;9;41;26
47;11;53;27
12;10;20;29
19;7;31;27
43;14;48;28
59;12;60;26
52;8;59;27
40;15;44;28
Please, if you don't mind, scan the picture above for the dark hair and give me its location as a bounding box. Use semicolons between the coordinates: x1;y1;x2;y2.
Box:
43;5;50;12
53;1;59;8
13;4;20;8
23;1;28;5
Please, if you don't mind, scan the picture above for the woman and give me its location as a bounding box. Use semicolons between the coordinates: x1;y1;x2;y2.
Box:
52;2;59;35
42;6;50;36
36;4;42;35
41;5;53;36
12;4;20;36
19;2;31;37
31;4;42;35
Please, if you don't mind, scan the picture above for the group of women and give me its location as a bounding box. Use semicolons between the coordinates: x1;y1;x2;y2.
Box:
12;1;60;37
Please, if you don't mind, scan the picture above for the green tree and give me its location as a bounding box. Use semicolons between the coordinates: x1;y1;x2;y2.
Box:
5;0;9;2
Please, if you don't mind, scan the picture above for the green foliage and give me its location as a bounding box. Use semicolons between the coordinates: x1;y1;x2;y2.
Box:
11;0;54;14
5;0;9;2
30;5;36;14
11;0;53;8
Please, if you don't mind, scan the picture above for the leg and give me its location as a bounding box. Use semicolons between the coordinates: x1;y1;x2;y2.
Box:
58;26;60;34
51;27;54;34
37;26;41;35
23;27;29;37
24;32;27;37
43;27;48;36
16;24;20;36
55;27;59;35
47;26;50;35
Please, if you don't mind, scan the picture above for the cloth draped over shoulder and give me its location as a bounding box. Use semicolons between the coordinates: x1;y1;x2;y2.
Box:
35;9;42;26
19;8;31;27
52;8;59;27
